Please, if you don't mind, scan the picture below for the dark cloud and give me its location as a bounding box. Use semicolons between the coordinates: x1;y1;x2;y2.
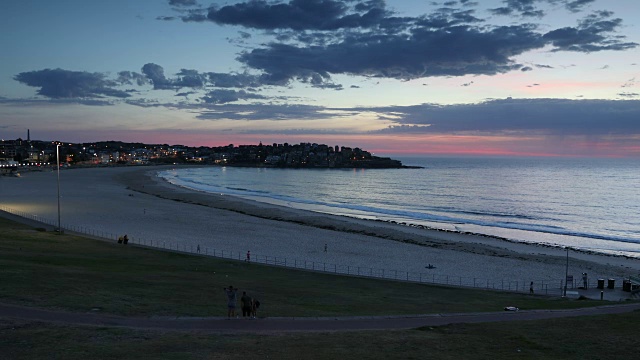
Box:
365;98;640;135
175;91;197;97
141;63;170;89
14;68;130;99
164;1;636;89
206;72;263;88
239;24;545;82
190;0;389;31
141;63;206;90
198;2;632;87
201;89;266;104
490;0;595;17
565;0;595;12
117;71;148;86
543;11;637;52
0;97;115;106
489;0;545;18
175;69;207;88
169;0;198;7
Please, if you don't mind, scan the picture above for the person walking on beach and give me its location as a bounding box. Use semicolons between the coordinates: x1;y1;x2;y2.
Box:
224;285;238;318
240;291;253;318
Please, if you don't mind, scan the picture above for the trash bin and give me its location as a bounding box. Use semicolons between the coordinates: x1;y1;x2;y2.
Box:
607;278;615;289
622;280;631;292
597;279;605;289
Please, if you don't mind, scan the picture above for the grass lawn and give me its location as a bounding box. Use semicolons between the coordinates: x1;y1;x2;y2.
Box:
1;215;638;359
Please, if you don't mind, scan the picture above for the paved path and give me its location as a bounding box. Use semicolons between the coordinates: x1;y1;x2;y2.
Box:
1;303;639;334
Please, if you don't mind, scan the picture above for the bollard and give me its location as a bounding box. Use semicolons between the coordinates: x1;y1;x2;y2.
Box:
600;291;604;300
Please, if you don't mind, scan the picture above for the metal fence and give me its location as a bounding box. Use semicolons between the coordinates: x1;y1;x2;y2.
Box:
1;204;581;296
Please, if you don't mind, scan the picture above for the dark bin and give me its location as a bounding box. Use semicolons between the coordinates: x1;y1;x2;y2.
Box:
622;280;631;292
597;279;605;289
607;278;615;289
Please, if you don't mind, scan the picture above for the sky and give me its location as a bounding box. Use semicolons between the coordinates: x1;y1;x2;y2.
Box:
1;0;640;157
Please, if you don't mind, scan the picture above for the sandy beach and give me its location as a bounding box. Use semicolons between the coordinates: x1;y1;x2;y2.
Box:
2;165;639;291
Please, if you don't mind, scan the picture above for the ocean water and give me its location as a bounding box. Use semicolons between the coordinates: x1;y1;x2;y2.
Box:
159;157;640;257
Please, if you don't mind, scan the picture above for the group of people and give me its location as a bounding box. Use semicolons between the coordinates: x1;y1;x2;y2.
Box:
223;285;260;319
117;234;129;244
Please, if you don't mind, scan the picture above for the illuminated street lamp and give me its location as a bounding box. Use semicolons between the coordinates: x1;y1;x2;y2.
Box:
56;144;61;233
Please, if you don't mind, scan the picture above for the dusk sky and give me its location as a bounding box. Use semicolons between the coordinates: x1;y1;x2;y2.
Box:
1;0;639;157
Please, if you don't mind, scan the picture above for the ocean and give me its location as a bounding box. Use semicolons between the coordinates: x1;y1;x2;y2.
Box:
159;156;640;258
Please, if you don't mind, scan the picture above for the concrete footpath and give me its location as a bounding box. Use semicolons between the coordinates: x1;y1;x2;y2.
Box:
1;302;639;334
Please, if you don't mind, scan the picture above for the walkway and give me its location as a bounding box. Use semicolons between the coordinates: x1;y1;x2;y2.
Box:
1;302;639;334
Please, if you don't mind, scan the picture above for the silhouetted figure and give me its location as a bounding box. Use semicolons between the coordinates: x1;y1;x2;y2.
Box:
123;235;128;245
224;286;238;318
252;299;260;319
241;291;253;318
530;281;534;294
246;250;251;262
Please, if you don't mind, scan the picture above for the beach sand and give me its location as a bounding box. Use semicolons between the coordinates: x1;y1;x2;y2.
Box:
2;165;639;291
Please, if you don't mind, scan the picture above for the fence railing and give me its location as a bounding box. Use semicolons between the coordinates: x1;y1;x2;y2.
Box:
1;204;589;296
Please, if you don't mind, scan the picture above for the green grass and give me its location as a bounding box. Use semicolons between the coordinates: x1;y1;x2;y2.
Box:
2;215;639;359
2;311;639;359
0;216;605;317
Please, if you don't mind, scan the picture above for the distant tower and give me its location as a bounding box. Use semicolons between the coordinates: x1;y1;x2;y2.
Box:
27;129;30;142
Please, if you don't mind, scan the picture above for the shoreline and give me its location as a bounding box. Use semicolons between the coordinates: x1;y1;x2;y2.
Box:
2;165;639;286
157;165;640;259
151;167;639;261
126;167;640;275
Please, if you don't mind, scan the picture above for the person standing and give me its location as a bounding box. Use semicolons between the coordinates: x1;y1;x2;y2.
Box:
224;285;238;318
246;250;251;262
529;281;534;294
240;291;253;318
252;298;260;319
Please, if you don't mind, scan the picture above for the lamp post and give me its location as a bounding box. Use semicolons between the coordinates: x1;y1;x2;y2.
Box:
56;144;61;233
563;247;569;297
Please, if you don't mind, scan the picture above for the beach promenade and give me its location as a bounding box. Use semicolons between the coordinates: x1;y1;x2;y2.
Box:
1;165;639;291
